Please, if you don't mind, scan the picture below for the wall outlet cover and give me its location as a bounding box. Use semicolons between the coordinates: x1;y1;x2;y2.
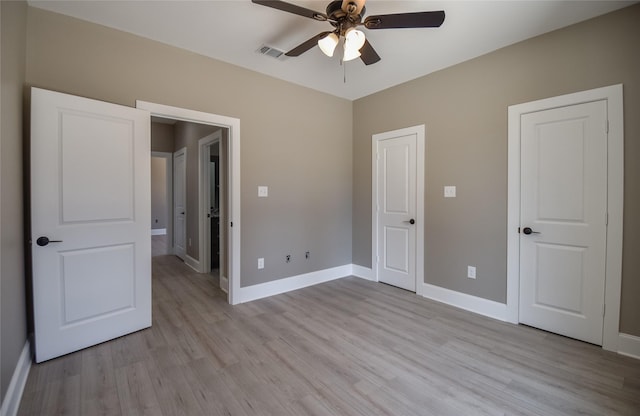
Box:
258;186;268;197
444;186;456;198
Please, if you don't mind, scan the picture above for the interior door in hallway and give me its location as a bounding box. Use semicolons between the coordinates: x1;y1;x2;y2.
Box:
519;100;607;345
173;147;186;260
30;88;151;362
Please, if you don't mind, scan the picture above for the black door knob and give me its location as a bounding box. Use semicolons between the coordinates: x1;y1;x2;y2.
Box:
36;236;63;246
522;227;540;235
409;219;415;225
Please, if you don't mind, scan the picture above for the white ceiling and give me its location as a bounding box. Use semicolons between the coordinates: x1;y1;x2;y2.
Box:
29;0;635;100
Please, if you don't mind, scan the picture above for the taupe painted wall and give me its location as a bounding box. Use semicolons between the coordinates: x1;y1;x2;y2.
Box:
353;5;640;335
150;121;175;153
25;7;353;287
1;0;28;402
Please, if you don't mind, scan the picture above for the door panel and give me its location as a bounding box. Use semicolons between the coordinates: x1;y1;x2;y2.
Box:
377;134;416;291
31;88;151;362
519;100;607;345
173;148;186;259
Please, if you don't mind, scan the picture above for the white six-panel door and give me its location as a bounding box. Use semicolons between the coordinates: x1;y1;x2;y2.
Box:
519;100;607;345
31;88;151;362
375;132;418;292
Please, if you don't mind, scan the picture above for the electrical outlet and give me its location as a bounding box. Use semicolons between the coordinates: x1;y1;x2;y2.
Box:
286;255;291;263
258;258;264;269
305;251;310;259
258;186;268;197
467;266;476;279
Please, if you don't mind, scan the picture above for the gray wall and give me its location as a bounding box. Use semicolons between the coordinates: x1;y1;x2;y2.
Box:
1;0;28;403
150;121;175;153
24;6;353;288
352;5;640;336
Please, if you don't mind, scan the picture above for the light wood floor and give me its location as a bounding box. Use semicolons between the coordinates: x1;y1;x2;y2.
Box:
18;255;640;415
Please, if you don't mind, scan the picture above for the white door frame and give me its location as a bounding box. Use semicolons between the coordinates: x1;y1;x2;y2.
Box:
198;131;223;279
371;125;425;295
151;151;173;250
137;101;242;305
507;84;623;351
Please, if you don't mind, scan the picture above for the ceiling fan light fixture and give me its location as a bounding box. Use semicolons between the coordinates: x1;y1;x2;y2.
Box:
342;44;361;62
318;32;339;57
344;27;366;50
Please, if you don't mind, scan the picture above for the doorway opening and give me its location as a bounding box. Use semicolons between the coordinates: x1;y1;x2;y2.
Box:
151;151;172;257
140;100;241;305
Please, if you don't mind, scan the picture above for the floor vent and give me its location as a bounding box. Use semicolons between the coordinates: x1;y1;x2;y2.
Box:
257;45;285;59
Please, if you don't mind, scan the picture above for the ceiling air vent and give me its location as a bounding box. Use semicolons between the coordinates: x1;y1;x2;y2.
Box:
257;45;285;59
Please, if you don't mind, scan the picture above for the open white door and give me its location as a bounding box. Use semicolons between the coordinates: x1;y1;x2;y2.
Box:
31;88;151;362
173;148;186;260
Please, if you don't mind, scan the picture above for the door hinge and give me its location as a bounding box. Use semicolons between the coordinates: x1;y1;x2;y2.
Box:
606;120;609;134
230;221;233;227
517;227;521;234
605;212;608;226
603;303;606;317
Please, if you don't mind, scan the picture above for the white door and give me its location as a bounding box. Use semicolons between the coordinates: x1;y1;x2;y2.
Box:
173;148;186;260
31;88;151;362
519;100;607;345
375;132;418;291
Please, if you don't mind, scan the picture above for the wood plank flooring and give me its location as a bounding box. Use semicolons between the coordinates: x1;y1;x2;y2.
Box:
18;255;640;415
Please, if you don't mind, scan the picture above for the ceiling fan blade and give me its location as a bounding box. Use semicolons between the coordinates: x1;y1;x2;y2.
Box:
364;10;445;29
342;0;366;15
285;31;333;57
252;0;327;21
359;39;380;65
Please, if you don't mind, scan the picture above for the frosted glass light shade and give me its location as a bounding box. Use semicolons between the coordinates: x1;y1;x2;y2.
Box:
342;46;361;61
344;28;366;50
318;33;339;57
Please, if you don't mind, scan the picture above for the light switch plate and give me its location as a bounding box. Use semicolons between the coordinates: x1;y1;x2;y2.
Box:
258;258;264;269
258;186;268;197
444;186;456;198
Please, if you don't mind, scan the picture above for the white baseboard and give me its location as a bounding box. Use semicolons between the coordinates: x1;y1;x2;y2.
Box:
421;283;508;322
1;341;31;416
352;265;375;281
238;264;352;304
151;228;167;236
220;275;229;294
618;333;640;360
184;254;200;272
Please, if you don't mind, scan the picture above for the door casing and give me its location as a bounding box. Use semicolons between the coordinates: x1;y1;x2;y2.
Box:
137;100;242;305
507;84;624;351
371;125;425;295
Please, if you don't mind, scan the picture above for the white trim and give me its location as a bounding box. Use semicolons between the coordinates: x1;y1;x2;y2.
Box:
352;265;375;281
371;125;425;294
137;100;241;305
220;275;229;293
421;283;508;322
184;254;200;272
151;151;173;249
198;130;222;274
618;333;640;360
151;228;167;236
0;341;32;416
237;265;352;304
507;84;624;351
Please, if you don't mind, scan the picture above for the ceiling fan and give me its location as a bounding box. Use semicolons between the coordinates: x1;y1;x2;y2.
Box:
252;0;445;65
